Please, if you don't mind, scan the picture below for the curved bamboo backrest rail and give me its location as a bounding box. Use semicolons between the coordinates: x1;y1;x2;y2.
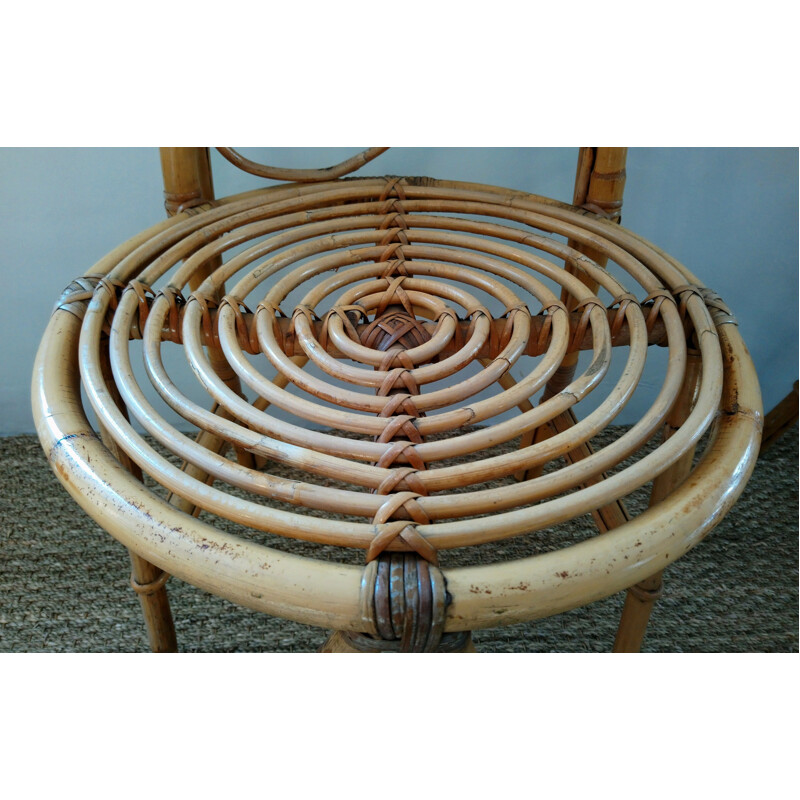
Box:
32;151;763;644
216;147;389;182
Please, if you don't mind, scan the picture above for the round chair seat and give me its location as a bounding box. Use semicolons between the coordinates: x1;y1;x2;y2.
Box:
32;173;762;651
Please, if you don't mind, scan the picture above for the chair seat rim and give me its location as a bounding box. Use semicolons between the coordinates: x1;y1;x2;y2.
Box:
32;177;764;632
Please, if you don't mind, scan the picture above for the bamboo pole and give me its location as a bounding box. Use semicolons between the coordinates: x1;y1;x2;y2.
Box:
216;147;389;182
760;380;798;454
550;147;628;383
97;342;178;652
521;148;630;523
159;147;254;518
527;147;628;409
159;148;210;212
138;305;671;355
613;351;703;652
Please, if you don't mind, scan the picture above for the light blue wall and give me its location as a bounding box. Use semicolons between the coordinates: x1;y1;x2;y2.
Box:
2;147;797;435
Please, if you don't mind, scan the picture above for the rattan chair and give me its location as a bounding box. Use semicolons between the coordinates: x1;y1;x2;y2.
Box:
32;147;762;652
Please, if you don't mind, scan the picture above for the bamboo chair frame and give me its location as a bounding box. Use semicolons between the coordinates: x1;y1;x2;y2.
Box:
32;147;763;652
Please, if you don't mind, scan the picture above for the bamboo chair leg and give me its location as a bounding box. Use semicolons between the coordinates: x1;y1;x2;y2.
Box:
207;351;256;471
493;359;630;531
98;346;178;652
613;352;702;652
172;357;311;485
166;404;239;517
479;358;536;483
611;572;664;653
528;408;630;532
102;416;179;652
251;356;309;470
160;147;254;514
128;551;178;653
523;148;628;481
760;380;798;455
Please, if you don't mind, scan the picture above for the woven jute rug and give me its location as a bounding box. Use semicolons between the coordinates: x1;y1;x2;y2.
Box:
1;428;796;653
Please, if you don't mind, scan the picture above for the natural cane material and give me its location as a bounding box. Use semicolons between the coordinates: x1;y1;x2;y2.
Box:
31;148;763;652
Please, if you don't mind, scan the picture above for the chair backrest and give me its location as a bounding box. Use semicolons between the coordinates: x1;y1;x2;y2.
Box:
159;147;628;215
158;147;629;299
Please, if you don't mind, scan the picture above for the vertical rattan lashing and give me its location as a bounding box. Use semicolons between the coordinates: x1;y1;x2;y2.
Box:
30;147;763;653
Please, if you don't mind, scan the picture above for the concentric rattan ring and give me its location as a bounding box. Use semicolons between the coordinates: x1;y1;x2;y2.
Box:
34;175;762;633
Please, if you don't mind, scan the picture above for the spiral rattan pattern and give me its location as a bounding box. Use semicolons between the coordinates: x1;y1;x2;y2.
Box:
33;173;762;636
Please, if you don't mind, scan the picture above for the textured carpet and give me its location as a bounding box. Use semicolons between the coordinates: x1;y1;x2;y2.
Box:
1;428;797;653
